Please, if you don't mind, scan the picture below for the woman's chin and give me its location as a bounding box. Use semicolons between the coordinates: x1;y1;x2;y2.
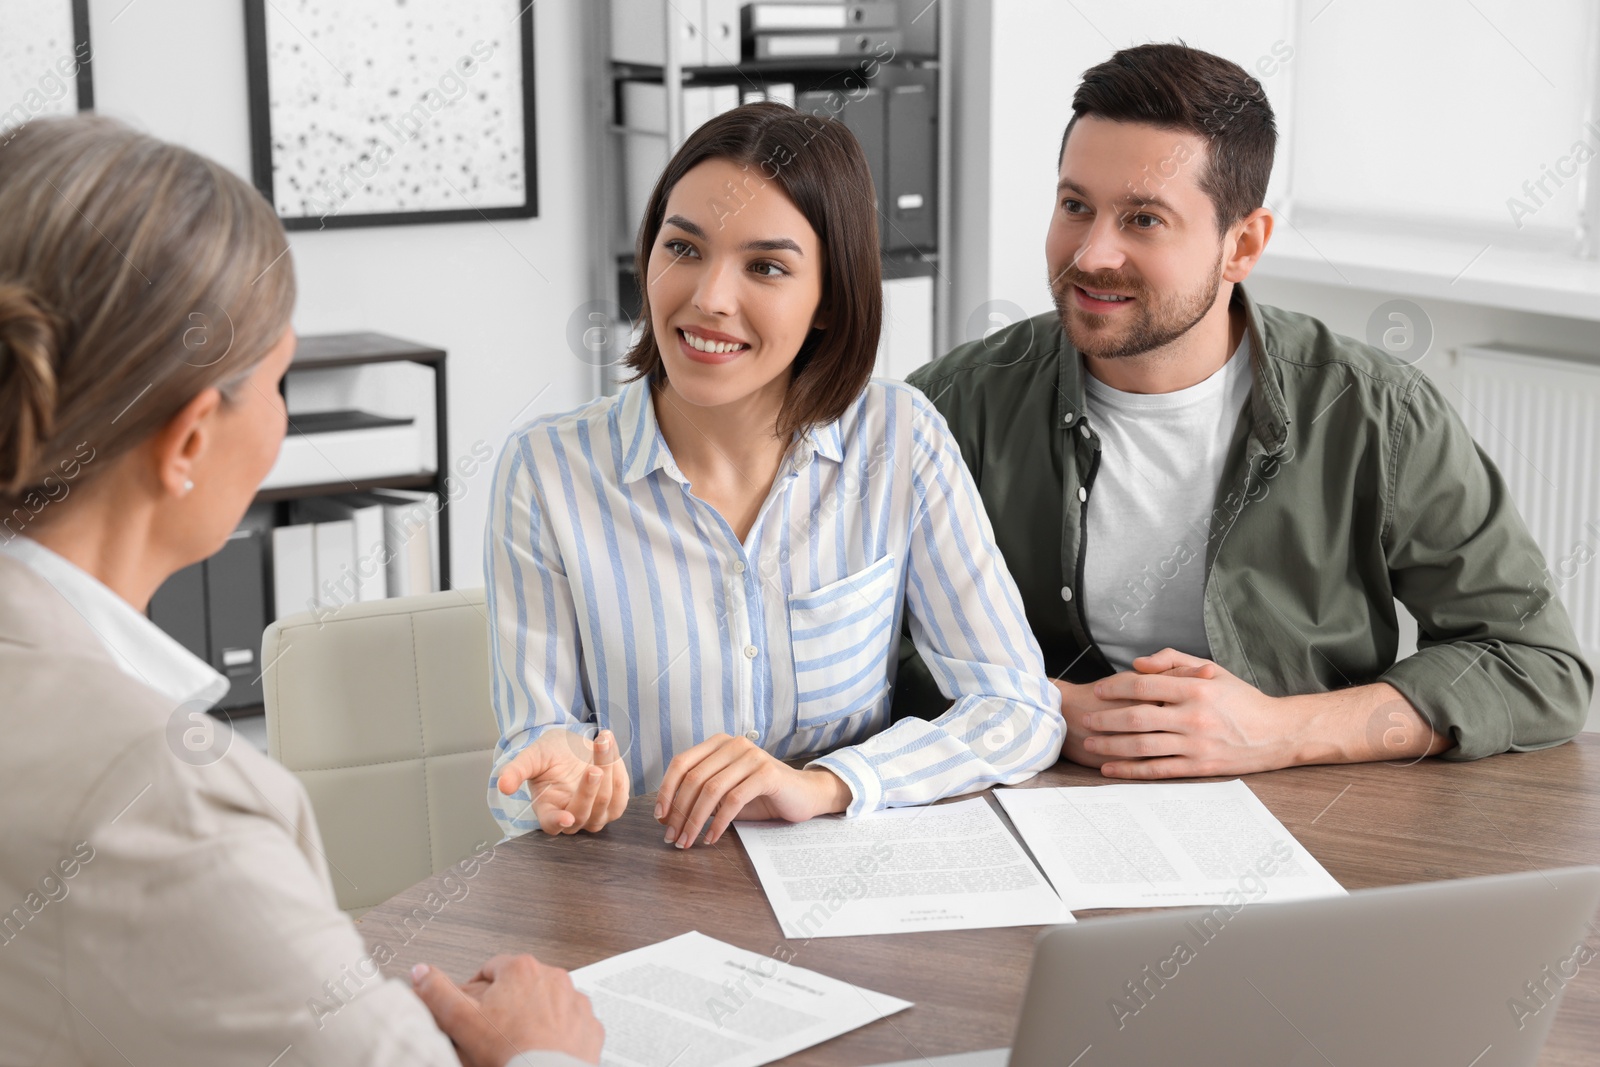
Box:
657;349;795;416
659;357;740;398
661;378;748;412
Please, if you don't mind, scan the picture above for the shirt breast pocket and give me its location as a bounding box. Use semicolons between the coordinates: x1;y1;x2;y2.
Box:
788;554;900;729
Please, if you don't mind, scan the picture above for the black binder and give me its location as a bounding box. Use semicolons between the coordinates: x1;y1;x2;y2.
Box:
149;561;208;661
798;85;887;244
205;527;269;711
883;67;937;253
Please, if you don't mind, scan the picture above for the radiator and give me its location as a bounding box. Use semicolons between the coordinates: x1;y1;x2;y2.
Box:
1454;343;1600;663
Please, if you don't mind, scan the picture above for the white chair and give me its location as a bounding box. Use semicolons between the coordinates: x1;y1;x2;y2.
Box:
262;587;505;913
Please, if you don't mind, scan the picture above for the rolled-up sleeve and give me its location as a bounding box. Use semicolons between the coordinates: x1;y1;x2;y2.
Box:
1380;378;1594;758
810;397;1064;814
485;430;592;838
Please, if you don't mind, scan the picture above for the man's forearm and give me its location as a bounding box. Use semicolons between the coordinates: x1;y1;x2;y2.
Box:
1284;682;1452;765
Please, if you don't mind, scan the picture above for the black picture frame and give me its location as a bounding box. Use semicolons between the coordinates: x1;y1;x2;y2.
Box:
71;0;92;109
243;0;539;231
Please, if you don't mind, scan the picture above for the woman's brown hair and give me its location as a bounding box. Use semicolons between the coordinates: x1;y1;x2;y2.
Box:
0;115;296;531
623;102;881;443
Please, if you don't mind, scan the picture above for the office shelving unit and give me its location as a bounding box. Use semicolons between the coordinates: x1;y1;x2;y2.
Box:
580;0;955;395
267;332;453;592
147;332;451;717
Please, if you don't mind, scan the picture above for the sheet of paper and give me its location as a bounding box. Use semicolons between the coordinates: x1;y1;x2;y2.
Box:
995;780;1345;910
570;930;911;1067
734;796;1075;938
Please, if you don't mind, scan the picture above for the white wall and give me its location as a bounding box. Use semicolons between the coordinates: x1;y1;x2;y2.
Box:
85;0;597;589
1289;0;1594;242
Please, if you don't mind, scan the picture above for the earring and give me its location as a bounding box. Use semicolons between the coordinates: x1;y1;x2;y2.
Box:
183;479;195;494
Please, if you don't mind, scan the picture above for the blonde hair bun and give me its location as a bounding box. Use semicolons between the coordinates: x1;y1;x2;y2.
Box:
0;282;65;495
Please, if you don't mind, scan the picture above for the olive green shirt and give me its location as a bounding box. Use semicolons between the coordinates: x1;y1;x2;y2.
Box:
898;286;1593;759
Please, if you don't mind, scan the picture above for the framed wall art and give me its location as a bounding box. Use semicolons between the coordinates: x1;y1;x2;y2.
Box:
244;0;538;230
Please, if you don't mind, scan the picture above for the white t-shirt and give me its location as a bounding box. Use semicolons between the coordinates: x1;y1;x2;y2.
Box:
1082;334;1254;672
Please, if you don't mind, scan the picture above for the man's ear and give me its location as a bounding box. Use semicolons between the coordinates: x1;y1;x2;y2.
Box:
146;386;223;498
1223;206;1274;284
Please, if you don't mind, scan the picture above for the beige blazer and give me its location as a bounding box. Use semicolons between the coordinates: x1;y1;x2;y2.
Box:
0;554;459;1065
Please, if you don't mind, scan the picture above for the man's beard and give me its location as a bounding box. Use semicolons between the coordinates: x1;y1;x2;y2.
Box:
1050;255;1224;361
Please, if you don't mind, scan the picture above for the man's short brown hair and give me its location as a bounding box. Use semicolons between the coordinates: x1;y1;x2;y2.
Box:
1059;43;1278;232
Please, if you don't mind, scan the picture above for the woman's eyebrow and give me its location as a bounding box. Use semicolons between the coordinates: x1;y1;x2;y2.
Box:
741;237;802;255
662;215;802;256
663;214;707;238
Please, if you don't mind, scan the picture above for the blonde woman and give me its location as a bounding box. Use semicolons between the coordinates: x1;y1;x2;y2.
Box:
0;116;597;1067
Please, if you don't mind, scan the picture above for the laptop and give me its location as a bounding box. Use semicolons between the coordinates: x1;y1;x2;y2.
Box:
871;866;1600;1067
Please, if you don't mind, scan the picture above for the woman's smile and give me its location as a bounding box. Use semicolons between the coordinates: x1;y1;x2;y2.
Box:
675;324;752;364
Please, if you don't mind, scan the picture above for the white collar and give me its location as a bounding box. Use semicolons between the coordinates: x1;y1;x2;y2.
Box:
0;536;229;709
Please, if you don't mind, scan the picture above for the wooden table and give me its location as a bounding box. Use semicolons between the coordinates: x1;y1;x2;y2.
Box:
358;736;1600;1065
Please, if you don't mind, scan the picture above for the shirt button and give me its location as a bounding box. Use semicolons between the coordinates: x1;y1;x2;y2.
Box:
744;645;759;659
1077;487;1088;502
1061;586;1073;602
733;561;747;573
745;730;760;741
1062;410;1073;424
1079;424;1091;439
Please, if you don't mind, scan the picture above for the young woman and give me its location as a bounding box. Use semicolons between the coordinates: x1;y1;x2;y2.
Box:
488;103;1064;849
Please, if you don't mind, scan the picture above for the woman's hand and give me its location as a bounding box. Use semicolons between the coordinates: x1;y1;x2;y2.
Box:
496;729;631;835
654;735;851;848
412;955;604;1067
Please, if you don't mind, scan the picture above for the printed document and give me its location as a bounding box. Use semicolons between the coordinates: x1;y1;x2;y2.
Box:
995;780;1345;910
734;797;1074;938
571;930;911;1067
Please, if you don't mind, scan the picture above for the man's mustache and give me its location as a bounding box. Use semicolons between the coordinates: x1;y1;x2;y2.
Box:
1053;270;1146;300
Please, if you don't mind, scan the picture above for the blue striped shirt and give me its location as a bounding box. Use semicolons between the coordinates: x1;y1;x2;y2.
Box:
484;377;1063;836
